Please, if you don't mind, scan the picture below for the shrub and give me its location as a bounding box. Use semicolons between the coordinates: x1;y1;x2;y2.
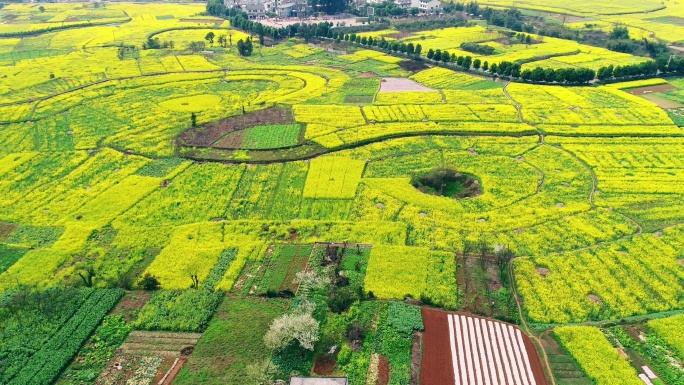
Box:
139;273;161;291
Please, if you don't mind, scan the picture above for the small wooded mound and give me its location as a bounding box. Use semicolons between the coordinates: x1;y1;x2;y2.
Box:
411;166;481;199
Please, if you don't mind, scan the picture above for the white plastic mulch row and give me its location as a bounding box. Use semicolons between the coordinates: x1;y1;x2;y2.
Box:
642;366;658;380
639;373;654;385
447;314;538;385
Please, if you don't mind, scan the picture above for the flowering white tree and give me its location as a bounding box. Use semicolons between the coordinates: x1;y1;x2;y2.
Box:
293;270;329;296
264;302;320;351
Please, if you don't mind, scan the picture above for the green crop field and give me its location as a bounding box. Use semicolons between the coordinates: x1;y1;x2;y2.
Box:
0;1;683;384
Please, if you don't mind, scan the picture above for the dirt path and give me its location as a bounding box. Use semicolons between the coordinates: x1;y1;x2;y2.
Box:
508;259;557;385
521;160;546;194
552;145;597;208
502;82;525;123
503;82;545;145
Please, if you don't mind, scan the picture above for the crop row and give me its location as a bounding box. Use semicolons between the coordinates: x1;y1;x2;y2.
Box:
554;326;642;385
7;288;123;385
516;225;684;323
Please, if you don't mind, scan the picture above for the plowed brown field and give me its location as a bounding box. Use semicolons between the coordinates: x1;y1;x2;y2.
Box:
420;308;548;385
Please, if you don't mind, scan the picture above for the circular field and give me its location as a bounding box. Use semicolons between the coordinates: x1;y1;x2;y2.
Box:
159;95;222;112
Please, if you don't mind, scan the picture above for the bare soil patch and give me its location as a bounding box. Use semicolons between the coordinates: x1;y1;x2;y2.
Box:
616;347;629;359
639;93;684;109
120;331;201;357
624;324;645;341
587;294;603;305
344;95;374;103
213;129;244;149
678;258;684;266
378;355;391;385
110;290;151;322
456;255;506;316
379;78;435;93
628;84;676;95
359;72;378;78
64;16;79;23
178;107;294;147
410;331;422;385
419;308;454;385
536;267;550;277
154;357;188;385
180;19;223;25
0;222;17;240
95;354;163;385
420;308;548;385
540;330;564;355
312;354;337;375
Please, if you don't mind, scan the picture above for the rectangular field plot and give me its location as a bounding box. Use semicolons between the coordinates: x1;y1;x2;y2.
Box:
420;308;548;385
255;244;312;295
303;157;366;199
554;326;643;385
364;246;457;308
0;288;123;385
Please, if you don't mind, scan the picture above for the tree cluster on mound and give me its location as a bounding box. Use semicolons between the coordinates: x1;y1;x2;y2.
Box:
411;166;481;199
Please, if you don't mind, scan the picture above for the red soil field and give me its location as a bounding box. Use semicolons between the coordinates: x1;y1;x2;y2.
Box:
420;308;455;385
420;308;548;385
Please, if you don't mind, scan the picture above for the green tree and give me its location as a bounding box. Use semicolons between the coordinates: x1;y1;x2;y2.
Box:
472;58;481;69
441;50;450;62
205;31;215;46
597;65;614;81
237;38;253;56
426;48;434;60
462;56;472;69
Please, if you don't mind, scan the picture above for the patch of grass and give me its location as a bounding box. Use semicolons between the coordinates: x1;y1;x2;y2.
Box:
666;108;684;126
120;247;160;286
460;80;503;90
259;245;312;294
5;225;64;248
173;296;288;385
0;244;27;274
339;246;371;288
344;95;374;103
242;124;301;149
644;16;684;26
133;289;223;332
134;249;236;332
0;222;17;240
134;158;186;178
